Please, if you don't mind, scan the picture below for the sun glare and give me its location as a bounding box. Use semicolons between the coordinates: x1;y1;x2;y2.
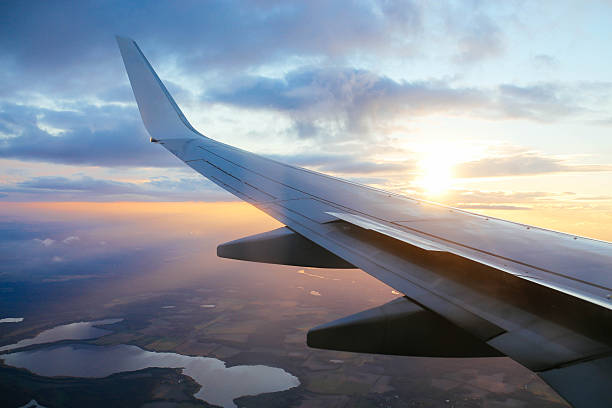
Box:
415;148;458;196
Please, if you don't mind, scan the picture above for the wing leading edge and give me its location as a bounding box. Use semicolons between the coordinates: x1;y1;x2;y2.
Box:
117;37;612;408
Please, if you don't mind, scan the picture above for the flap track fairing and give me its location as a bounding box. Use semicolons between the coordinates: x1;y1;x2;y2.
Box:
307;296;504;358
217;227;356;269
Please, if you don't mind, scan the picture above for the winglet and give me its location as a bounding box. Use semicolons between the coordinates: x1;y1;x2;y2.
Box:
116;36;202;141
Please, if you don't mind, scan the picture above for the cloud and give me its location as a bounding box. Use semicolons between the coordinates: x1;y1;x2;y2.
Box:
438;189;552;205
271;152;416;175
0;1;533;108
450;13;504;63
208;67;487;137
0;103;181;167
1;75;602;171
0;1;610;207
0;1;608;173
0;215;179;281
430;189;612;213
577;195;612;201
34;238;55;247
207;67;612;139
0;175;232;202
17;176;144;194
430;189;566;211
63;236;80;244
495;83;583;120
455;153;612;178
533;54;558;69
455;204;530;211
0;0;425;101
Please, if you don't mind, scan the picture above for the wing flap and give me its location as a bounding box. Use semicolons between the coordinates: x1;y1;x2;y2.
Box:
327;211;446;252
328;212;612;312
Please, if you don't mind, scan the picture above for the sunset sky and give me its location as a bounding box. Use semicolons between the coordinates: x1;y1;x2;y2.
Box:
1;1;611;240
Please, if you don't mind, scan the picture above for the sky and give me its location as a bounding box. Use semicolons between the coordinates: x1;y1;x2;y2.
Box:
1;0;611;240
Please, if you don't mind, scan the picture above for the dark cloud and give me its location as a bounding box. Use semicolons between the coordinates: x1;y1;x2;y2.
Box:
455;153;612;178
0;103;180;167
0;0;424;100
207;67;609;137
208;68;486;137
0;1;529;106
3;75;599;170
17;176;145;195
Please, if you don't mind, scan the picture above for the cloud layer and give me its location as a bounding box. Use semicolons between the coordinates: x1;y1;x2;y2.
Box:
1;175;230;202
456;153;612;178
0;0;610;213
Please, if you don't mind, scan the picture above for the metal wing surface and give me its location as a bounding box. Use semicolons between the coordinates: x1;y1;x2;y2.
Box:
116;37;612;408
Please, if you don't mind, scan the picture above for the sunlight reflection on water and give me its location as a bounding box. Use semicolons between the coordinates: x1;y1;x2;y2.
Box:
0;317;24;323
0;318;300;408
0;319;122;352
2;343;300;408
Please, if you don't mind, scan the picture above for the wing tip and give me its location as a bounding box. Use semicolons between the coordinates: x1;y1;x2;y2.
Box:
115;35;203;141
115;35;135;49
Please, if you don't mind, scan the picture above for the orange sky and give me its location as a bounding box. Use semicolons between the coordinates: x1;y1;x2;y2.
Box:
3;200;610;242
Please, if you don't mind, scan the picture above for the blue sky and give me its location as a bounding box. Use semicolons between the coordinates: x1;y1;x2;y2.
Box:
1;1;611;238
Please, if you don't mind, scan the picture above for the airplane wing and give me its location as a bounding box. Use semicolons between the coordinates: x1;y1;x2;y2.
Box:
116;37;612;408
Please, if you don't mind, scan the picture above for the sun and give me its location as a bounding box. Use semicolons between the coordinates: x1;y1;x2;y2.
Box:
414;149;457;196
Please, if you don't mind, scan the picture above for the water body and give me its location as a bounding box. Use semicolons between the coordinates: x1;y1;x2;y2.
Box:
2;343;300;408
0;317;24;323
0;319;122;352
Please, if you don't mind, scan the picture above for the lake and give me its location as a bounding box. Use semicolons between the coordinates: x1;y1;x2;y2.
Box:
0;320;300;408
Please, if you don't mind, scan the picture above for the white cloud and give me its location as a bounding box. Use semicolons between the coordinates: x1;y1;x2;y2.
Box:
34;238;55;247
63;236;80;244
